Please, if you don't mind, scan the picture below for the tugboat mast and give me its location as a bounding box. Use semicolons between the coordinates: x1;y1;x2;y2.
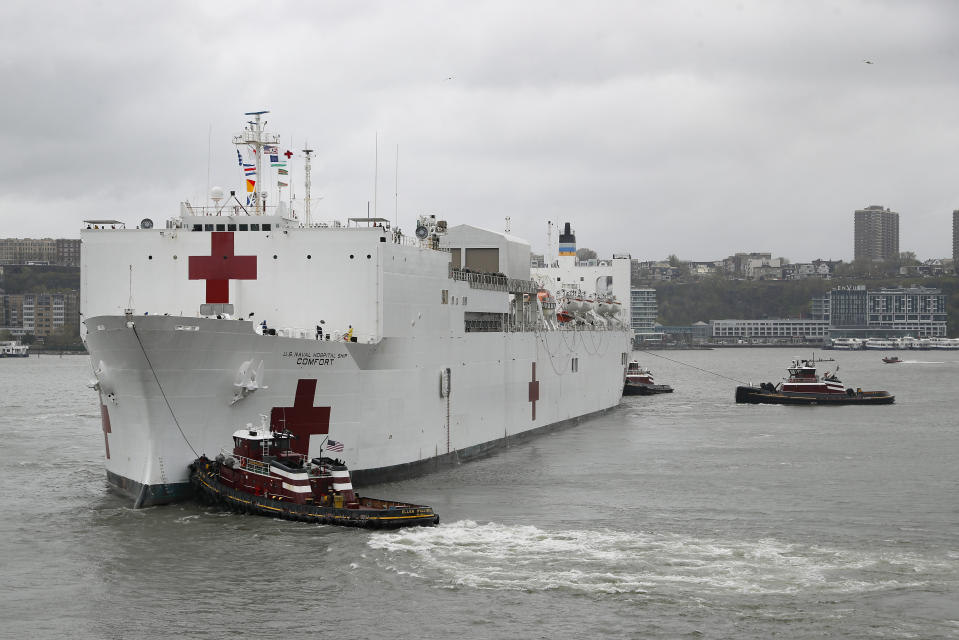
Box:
234;110;280;216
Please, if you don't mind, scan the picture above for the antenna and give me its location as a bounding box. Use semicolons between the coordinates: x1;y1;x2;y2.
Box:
206;123;212;207
394;144;399;230
303;146;314;227
373;131;379;219
127;265;133;310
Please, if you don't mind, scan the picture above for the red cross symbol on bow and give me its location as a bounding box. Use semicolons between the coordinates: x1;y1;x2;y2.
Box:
188;232;257;304
270;379;332;456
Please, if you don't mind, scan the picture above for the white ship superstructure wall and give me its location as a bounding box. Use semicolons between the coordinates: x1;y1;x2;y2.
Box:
82;215;629;506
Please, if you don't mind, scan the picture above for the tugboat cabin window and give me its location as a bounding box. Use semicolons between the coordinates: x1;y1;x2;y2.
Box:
204;224;214;231
216;224;226;231
192;224;202;231
262;224;272;231
227;224;237;231
250;224;260;231
239;224;249;231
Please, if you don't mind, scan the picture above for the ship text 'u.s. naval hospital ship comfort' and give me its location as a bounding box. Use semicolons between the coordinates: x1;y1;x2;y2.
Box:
81;112;633;507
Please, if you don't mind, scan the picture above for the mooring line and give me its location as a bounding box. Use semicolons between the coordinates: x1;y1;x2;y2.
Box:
132;323;199;457
636;349;749;385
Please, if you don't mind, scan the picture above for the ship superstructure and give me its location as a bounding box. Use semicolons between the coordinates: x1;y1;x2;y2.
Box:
82;112;632;506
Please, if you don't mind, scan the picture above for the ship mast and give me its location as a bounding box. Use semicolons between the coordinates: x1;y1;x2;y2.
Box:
234;111;280;216
303;147;314;227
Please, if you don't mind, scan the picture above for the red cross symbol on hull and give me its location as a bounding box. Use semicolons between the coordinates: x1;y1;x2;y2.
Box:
529;362;540;421
188;232;257;304
101;404;112;459
270;379;331;456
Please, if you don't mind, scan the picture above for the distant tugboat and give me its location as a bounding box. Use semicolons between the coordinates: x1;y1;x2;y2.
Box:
191;420;438;528
623;360;673;395
735;358;894;405
882;356;902;364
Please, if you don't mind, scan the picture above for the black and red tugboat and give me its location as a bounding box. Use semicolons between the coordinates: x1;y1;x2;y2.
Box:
190;421;438;528
623;360;673;395
735;358;894;405
882;355;902;364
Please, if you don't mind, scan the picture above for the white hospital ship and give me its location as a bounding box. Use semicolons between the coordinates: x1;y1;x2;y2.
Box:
81;112;632;506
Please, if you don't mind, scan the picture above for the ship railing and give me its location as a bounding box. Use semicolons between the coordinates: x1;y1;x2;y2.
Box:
220;449;272;476
449;268;540;295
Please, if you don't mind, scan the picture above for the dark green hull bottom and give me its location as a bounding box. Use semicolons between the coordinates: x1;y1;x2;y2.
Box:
735;386;895;405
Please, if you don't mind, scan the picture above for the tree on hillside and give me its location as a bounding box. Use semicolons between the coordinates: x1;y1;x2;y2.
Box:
576;248;597;261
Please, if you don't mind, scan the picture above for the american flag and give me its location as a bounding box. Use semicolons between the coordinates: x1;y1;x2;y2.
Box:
264;145;278;154
326;439;344;453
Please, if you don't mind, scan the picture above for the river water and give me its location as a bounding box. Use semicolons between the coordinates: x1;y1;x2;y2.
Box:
0;349;957;639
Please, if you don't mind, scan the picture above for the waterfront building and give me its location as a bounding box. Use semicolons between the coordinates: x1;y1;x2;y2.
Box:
630;288;660;345
710;318;829;343
814;285;946;338
854;205;899;262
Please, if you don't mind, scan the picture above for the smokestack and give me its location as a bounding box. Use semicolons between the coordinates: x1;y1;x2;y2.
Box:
559;222;576;257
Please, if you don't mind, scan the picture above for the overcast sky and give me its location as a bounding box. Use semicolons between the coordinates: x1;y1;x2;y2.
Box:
2;0;958;262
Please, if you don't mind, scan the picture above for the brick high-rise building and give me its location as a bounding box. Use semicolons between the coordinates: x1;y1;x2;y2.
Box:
953;209;958;268
854;205;899;262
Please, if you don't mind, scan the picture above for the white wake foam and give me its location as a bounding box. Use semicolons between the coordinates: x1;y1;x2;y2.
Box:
368;521;933;595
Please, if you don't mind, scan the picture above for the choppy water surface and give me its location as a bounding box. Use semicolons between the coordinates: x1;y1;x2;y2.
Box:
1;350;957;639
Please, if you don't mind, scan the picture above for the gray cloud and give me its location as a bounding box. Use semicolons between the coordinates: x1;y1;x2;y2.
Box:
2;0;958;262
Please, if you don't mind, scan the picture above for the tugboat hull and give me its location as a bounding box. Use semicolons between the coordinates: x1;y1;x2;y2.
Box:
623;382;673;395
190;459;438;528
735;386;894;405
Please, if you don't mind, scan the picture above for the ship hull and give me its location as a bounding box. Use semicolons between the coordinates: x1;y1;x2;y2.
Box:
735;386;895;405
86;314;629;506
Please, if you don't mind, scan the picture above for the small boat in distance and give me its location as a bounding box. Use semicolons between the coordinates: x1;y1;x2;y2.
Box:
882;356;902;364
623;360;673;395
191;419;438;528
735;357;894;405
0;341;29;357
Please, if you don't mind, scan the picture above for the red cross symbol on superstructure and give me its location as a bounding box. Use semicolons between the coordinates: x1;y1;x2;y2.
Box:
100;404;112;459
284;149;293;159
188;232;257;304
529;362;540;421
270;379;331;456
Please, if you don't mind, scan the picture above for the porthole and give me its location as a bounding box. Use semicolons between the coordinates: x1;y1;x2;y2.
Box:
349;254;354;259
307;255;312;259
173;255;177;260
273;254;278;259
366;254;371;259
148;255;153;260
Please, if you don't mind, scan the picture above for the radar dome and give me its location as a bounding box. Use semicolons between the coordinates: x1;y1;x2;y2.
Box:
210;186;225;202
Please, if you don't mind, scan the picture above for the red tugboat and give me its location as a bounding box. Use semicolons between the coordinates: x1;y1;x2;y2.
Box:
190;421;438;528
623;360;673;395
735;358;894;405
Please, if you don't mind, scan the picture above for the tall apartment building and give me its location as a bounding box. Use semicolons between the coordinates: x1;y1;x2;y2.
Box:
953;209;958;267
854;205;899;262
0;291;79;338
630;288;658;344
